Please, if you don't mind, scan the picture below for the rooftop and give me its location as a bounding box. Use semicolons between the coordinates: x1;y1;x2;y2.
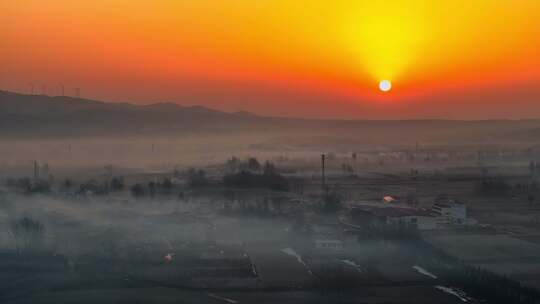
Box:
353;206;434;218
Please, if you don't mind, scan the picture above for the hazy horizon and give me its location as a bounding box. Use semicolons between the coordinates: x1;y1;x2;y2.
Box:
2;87;540;121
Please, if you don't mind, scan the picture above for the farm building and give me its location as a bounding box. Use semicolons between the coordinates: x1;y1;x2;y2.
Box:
351;206;437;230
432;197;467;225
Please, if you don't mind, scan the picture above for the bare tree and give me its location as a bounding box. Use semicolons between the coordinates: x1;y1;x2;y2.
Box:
10;217;45;253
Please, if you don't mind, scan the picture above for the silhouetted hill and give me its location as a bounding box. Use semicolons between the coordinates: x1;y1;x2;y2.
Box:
2;90;540;143
0;90;264;138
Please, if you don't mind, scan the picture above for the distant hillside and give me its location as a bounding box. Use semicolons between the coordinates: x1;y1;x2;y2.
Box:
2;90;540;144
0;90;266;138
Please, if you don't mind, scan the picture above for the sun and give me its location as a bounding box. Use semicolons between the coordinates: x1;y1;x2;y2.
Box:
379;80;392;92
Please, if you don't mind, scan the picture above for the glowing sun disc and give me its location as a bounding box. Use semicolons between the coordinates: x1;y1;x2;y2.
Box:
379;80;392;92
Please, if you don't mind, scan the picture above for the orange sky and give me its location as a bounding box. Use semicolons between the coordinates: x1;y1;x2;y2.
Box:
2;0;540;119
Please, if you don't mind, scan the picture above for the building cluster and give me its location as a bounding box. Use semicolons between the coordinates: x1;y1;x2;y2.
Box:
352;195;470;231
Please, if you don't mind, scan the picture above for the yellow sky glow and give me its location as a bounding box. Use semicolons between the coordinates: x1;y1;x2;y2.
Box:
1;0;539;115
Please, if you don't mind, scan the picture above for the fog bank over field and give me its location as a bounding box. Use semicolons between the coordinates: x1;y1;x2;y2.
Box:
3;90;540;176
2;90;540;303
0;193;293;258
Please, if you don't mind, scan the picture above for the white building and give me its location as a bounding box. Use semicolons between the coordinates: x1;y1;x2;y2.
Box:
312;224;344;251
361;207;437;230
382;209;438;230
432;200;467;225
314;239;344;250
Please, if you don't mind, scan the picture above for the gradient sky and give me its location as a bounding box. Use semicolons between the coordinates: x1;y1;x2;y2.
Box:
2;0;540;119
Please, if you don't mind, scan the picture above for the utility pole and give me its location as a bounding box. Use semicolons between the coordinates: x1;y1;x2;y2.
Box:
33;160;39;179
352;152;357;174
321;153;326;190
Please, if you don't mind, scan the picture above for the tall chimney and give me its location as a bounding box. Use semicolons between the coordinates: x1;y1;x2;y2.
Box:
321;154;326;189
33;160;39;179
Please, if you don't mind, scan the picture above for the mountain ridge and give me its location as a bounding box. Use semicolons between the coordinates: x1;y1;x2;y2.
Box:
2;90;540;142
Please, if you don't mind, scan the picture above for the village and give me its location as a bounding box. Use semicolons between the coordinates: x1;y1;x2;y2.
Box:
2;143;540;303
